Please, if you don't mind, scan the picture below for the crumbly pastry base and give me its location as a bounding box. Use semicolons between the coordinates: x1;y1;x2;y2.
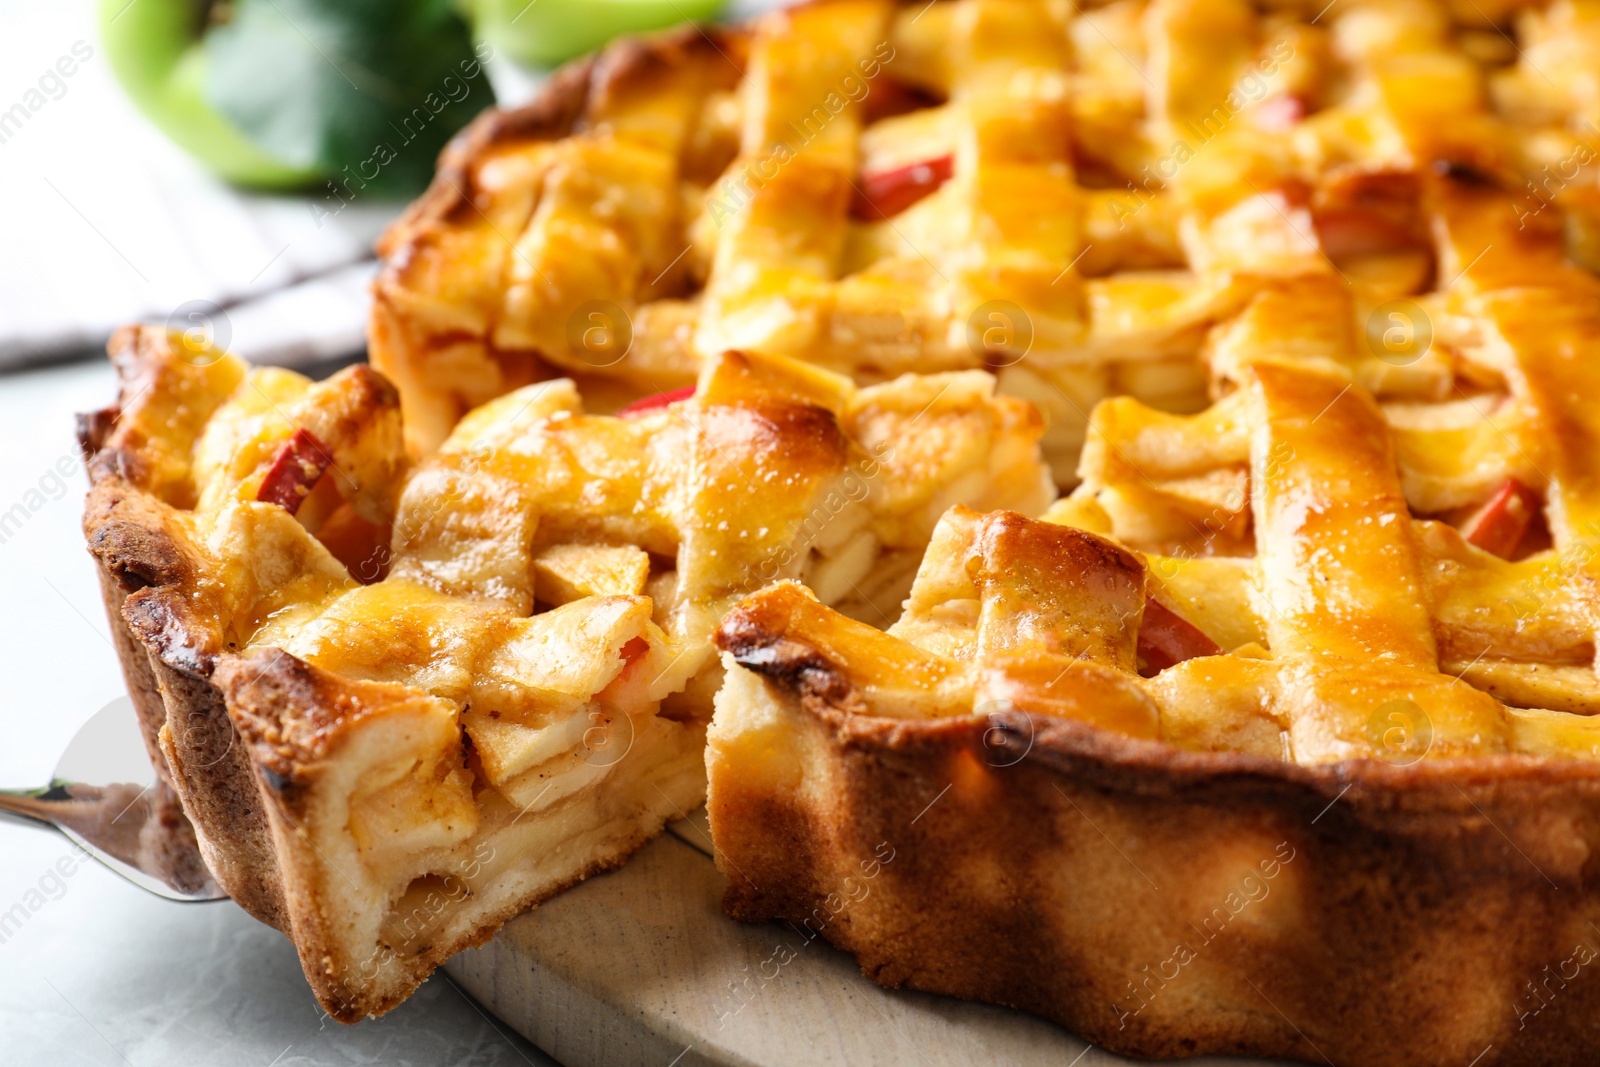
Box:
709;663;1600;1067
87;478;705;1020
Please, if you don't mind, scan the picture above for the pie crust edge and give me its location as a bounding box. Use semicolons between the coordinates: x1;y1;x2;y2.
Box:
709;582;1600;1067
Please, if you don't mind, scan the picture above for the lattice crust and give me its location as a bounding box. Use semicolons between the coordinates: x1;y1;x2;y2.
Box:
370;0;1600;488
80;325;1048;1019
710;126;1600;759
718;169;1600;759
718;351;1598;766
249;347;1051;701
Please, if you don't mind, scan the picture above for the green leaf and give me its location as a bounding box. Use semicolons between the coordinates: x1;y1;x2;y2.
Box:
204;0;494;196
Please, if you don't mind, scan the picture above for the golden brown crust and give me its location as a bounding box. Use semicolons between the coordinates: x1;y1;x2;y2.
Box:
151;652;291;929
216;650;400;789
87;326;247;506
87;475;293;928
366;18;760;455
75;331;402;996
716;612;865;715
708;489;1600;1063
710;649;1600;1066
583;23;746;120
81;334;301;925
375;49;599;264
218;664;355;797
375;22;742;264
84;481;221;677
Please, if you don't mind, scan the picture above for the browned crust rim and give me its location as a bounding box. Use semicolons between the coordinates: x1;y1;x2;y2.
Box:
376;20;747;263
718;605;1600;815
710;693;1600;1065
712;596;1600;1066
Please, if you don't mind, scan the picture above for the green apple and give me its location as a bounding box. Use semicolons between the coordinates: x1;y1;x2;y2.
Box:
469;0;726;68
99;0;492;195
99;0;319;188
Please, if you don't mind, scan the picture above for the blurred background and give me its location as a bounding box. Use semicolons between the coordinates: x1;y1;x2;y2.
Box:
1;0;748;372
0;2;773;1064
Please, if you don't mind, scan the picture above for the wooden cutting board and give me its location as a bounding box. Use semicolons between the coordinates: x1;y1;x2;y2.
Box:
443;811;1281;1067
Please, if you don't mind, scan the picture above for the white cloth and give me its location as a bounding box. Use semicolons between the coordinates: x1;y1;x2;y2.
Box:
0;1;400;368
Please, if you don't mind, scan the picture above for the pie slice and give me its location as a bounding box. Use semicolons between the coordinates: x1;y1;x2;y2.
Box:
80;323;1049;1019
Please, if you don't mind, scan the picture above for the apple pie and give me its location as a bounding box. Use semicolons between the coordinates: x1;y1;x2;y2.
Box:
81;0;1600;1059
706;0;1600;1064
80;320;1048;1019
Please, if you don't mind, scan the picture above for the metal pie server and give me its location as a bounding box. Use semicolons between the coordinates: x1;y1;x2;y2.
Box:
0;696;224;901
